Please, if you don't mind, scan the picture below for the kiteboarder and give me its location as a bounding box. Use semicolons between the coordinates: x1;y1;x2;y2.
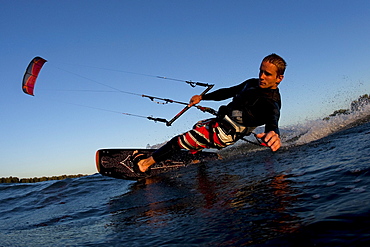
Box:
133;53;286;174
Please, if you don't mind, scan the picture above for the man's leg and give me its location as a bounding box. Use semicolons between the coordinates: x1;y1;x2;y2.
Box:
137;136;181;172
137;118;223;173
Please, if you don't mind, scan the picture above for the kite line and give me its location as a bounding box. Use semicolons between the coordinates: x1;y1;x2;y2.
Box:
22;56;217;126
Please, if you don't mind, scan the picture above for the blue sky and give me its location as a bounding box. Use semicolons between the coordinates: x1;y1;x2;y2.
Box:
1;0;370;178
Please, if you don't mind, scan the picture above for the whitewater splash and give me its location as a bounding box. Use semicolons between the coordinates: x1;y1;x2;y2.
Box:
282;103;370;146
217;99;370;158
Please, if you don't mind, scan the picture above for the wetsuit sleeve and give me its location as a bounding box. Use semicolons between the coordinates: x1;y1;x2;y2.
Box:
264;101;280;135
201;80;247;101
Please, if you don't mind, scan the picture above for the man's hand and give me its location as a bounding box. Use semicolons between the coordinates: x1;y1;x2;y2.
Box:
256;131;281;151
188;95;202;107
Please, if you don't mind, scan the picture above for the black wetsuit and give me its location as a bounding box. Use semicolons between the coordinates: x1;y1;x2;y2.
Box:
203;78;281;135
152;78;281;162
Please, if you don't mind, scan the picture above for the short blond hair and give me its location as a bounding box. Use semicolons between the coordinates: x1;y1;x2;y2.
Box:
263;53;287;76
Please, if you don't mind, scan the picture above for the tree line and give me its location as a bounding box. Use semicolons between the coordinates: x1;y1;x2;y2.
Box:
324;94;370;120
0;174;87;183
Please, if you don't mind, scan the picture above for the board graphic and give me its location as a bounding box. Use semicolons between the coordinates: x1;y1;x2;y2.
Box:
96;149;220;180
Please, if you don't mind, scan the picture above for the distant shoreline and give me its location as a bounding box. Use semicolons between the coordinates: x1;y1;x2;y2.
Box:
0;174;87;183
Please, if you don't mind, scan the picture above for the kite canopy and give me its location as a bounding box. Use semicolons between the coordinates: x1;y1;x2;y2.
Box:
22;56;47;96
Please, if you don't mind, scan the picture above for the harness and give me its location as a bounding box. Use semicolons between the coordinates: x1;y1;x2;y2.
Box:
218;115;256;144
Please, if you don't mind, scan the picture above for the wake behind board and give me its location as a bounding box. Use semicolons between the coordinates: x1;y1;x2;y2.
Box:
96;149;220;180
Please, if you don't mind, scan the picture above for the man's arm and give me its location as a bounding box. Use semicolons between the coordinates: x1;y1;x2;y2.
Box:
259;100;281;151
188;80;252;107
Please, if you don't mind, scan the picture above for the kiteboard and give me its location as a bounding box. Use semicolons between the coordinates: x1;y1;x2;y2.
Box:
96;149;220;180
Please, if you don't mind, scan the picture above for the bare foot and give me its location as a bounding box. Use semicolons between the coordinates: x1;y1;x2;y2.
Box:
138;156;156;172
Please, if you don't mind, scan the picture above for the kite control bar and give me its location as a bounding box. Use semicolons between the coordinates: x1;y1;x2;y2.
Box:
144;84;215;126
166;84;214;126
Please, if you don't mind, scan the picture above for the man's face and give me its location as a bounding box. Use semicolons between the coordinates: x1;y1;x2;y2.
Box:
259;61;284;89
